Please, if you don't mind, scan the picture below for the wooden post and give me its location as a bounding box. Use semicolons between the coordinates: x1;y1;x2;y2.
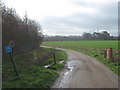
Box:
52;48;56;64
107;48;112;59
104;49;107;58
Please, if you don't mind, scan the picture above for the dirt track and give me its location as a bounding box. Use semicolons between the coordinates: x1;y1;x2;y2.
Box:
51;48;118;88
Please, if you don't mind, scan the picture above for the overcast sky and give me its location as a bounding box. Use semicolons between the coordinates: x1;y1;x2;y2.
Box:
3;0;119;36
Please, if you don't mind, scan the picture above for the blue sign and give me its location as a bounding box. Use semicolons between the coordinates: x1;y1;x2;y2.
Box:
5;46;12;53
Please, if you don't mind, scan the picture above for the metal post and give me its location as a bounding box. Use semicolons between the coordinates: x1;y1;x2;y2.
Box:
9;53;19;77
9;41;15;56
11;47;14;56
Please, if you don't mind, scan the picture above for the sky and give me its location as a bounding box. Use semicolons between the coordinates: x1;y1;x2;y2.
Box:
3;0;119;36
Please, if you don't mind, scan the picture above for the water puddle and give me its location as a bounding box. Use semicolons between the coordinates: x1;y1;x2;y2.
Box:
44;61;64;68
53;59;81;88
62;60;78;78
59;61;64;64
44;64;51;68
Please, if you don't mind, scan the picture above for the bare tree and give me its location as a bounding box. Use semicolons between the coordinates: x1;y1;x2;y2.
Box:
2;2;43;59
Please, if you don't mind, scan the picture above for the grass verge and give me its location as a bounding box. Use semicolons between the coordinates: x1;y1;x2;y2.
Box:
42;49;67;70
74;48;120;75
3;66;58;88
2;47;67;88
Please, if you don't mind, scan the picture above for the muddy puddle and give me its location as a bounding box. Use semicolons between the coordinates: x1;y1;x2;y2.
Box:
52;59;81;88
44;64;51;68
44;61;65;68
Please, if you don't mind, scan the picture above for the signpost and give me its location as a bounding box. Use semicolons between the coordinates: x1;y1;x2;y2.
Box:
9;41;15;55
9;41;15;48
5;46;12;53
5;43;19;78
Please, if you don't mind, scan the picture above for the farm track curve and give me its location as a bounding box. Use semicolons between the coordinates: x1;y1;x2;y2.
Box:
42;46;118;88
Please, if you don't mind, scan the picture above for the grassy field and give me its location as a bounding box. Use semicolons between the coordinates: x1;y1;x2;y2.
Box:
42;40;120;75
42;40;119;50
3;47;67;88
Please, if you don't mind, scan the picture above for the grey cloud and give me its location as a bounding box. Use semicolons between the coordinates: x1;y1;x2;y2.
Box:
41;1;118;35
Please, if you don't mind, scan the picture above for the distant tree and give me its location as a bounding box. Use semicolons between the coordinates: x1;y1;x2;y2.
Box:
82;33;92;40
101;31;110;40
92;32;102;40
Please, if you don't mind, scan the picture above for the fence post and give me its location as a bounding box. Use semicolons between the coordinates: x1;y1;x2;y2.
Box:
104;49;107;58
52;48;56;64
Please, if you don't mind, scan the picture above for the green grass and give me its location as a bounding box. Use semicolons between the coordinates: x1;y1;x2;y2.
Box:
42;40;120;75
48;63;64;70
2;47;67;88
3;66;58;88
43;58;54;65
42;40;119;50
42;49;67;70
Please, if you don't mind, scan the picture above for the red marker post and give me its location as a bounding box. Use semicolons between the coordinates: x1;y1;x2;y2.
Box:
107;48;112;59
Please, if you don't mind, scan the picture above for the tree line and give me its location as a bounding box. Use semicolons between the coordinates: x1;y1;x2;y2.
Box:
43;31;119;41
1;2;43;58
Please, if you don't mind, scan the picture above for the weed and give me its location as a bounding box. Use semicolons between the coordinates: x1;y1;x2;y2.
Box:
2;47;61;88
